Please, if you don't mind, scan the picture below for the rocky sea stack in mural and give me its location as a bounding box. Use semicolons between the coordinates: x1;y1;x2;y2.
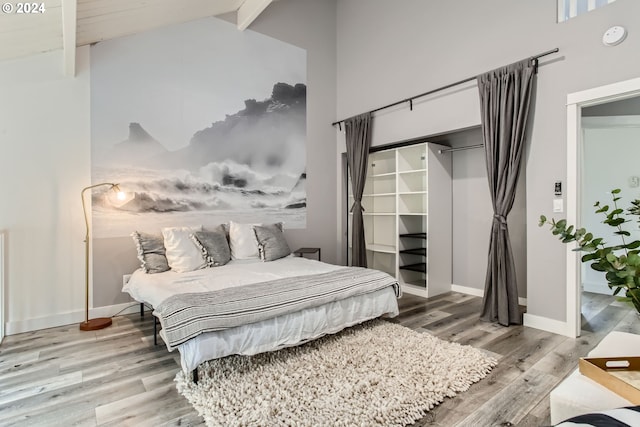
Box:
93;82;307;232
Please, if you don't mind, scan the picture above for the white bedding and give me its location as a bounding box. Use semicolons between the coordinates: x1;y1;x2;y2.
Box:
123;256;399;373
176;287;398;372
124;256;341;308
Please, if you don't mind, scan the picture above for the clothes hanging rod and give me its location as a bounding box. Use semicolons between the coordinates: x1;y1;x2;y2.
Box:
438;144;484;154
332;48;559;128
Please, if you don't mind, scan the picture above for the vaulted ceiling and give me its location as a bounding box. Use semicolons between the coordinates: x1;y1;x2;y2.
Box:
0;0;274;74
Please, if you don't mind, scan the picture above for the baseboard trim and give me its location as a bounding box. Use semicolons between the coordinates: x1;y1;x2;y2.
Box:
451;284;527;306
523;313;574;337
5;302;149;335
450;284;483;298
582;281;611;295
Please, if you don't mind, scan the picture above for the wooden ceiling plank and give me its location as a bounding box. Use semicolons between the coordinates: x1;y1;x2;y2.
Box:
237;0;273;31
61;0;76;76
76;0;242;45
0;1;62;62
0;0;245;61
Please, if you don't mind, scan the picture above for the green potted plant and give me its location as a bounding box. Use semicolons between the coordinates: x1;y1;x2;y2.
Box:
539;189;640;313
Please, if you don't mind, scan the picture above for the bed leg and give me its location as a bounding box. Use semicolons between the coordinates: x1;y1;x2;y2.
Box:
193;368;198;384
140;303;144;318
153;317;158;346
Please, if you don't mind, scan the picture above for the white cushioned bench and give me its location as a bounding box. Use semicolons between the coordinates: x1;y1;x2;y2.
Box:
550;330;640;424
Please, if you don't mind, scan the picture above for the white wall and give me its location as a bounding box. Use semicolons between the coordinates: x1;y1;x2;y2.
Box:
0;47;91;332
336;0;640;325
0;0;338;334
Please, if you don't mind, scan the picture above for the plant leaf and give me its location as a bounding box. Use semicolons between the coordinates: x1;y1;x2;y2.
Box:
604;218;625;227
539;215;547;226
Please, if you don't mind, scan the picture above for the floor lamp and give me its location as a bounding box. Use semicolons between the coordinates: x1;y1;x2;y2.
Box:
79;182;123;331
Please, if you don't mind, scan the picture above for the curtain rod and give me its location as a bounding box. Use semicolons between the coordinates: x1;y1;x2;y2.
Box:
438;144;484;154
332;48;559;128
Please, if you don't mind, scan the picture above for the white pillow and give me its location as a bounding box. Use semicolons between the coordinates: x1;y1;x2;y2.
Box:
229;221;261;259
162;226;205;273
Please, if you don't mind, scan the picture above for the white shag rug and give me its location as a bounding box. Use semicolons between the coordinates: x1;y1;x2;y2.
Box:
175;319;497;427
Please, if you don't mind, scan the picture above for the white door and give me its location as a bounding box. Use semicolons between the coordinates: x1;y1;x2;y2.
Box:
566;77;640;338
581;117;640;295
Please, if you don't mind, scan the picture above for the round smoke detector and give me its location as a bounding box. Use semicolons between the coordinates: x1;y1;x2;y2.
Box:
603;25;627;46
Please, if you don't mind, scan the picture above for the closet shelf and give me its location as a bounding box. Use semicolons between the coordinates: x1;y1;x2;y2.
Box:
399;248;426;256
366;244;396;254
399;263;427;273
404;280;427;289
398;169;427;175
362;193;395;197
399;232;427;239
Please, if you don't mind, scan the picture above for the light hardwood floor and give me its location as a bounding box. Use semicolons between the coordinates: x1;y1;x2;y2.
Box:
0;291;636;426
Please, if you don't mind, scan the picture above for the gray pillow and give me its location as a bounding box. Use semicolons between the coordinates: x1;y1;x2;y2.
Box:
190;228;231;267
131;231;170;274
253;223;291;262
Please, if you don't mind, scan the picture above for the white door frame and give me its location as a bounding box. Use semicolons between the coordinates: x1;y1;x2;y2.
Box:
566;76;640;337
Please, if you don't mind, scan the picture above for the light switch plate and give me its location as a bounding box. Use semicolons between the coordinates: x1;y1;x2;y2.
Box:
553;198;564;213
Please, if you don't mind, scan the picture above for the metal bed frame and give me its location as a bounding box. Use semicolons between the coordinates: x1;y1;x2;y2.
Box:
140;302;199;383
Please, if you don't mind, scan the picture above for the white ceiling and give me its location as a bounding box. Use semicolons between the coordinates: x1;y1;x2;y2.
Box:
0;0;274;72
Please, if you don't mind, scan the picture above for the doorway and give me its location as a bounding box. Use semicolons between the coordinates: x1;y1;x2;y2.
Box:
566;77;640;337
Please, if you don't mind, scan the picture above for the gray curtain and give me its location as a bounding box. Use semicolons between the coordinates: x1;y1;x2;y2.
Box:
345;112;372;267
478;59;536;326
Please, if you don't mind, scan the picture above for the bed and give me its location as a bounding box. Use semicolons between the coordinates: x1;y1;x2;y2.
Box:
123;223;400;377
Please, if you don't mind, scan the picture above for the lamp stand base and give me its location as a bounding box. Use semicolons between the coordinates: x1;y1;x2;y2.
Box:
79;317;112;331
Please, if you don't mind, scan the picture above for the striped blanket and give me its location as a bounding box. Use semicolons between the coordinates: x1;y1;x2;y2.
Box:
155;267;400;350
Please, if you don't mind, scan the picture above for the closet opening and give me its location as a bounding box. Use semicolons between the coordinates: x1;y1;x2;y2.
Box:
342;126;527;302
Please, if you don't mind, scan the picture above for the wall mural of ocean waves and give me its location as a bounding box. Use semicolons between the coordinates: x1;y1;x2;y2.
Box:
90;17;307;238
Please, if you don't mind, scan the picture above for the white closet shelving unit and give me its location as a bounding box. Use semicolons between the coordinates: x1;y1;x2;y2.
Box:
349;142;452;298
362;148;397;276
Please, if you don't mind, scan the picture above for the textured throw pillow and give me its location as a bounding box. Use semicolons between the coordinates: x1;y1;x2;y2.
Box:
190;227;230;267
253;223;291;262
228;221;261;259
131;231;170;274
162;226;205;273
